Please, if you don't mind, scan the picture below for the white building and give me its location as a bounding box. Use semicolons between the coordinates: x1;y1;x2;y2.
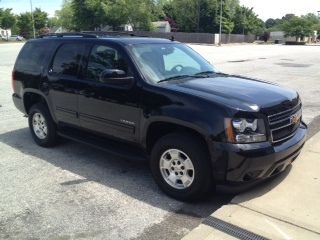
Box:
101;24;134;32
152;21;171;33
0;28;12;39
49;27;65;34
269;31;306;42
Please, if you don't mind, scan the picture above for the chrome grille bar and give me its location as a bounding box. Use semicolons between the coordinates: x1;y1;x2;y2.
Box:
268;104;302;143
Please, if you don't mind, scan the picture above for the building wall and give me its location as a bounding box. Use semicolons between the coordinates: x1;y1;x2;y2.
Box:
152;22;171;33
0;28;12;38
269;31;297;42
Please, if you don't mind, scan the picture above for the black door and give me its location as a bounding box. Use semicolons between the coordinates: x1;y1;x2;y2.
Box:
47;43;86;126
78;44;141;142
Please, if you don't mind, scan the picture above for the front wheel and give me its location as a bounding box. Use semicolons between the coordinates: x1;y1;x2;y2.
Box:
150;132;214;201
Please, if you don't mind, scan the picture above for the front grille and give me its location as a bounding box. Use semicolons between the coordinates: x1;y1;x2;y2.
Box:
268;103;302;143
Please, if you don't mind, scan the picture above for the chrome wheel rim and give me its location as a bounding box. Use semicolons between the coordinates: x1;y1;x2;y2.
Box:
32;113;48;140
159;149;195;189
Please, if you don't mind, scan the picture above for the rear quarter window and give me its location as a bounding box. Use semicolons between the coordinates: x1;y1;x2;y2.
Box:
15;41;53;73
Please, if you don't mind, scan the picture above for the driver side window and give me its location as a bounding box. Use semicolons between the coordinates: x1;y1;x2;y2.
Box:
86;45;132;82
163;47;201;72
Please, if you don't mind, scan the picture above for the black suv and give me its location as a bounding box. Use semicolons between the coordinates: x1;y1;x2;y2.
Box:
12;33;307;201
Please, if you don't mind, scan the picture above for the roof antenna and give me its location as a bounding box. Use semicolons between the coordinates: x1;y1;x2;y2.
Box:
170;35;174;41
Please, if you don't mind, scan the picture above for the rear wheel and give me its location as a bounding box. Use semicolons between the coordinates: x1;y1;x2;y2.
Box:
150;132;214;201
28;103;58;147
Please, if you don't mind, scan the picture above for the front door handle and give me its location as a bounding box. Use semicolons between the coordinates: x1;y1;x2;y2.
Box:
79;89;94;97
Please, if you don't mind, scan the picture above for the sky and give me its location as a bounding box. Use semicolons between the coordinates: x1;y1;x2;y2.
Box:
0;0;320;20
0;0;64;17
239;0;320;20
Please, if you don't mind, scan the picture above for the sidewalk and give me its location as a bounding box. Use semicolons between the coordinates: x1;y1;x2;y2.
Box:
183;132;320;240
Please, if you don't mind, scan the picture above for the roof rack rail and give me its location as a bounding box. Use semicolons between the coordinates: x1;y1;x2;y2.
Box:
82;31;148;38
37;32;98;39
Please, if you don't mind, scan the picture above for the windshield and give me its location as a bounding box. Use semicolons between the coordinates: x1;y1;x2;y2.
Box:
128;43;218;83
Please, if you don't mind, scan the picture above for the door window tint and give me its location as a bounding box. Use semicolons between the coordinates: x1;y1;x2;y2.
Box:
86;45;132;82
51;43;85;76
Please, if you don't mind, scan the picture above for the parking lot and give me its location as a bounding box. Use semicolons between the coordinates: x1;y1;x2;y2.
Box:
1;43;320;240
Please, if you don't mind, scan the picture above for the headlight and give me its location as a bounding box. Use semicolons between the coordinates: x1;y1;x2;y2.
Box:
224;118;267;143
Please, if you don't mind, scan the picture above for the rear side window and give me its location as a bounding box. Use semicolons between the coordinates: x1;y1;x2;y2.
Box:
15;41;51;73
50;43;85;77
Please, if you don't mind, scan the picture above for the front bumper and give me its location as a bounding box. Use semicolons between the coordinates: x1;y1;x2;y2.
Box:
210;122;307;184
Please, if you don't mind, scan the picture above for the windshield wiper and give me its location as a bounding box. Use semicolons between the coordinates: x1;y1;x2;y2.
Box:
194;71;216;76
158;74;206;83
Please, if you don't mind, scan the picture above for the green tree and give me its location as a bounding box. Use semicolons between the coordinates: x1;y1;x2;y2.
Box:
222;17;234;34
233;6;264;35
71;0;98;30
281;16;313;41
162;0;265;35
16;12;33;38
33;8;48;32
40;0;269;35
57;0;157;31
265;18;276;29
101;0;160;31
265;18;282;30
282;14;295;22
0;8;16;30
101;0;128;30
302;13;319;25
0;8;17;40
47;17;59;28
124;0;160;30
163;0;222;33
221;0;238;34
15;8;48;38
55;1;75;30
314;23;320;33
163;0;199;32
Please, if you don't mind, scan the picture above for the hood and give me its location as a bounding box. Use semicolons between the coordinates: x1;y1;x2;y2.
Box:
164;74;299;113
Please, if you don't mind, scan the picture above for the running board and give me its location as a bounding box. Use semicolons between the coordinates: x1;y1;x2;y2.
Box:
58;128;147;162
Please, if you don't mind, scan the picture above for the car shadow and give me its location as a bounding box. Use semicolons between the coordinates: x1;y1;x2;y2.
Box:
0;127;233;219
228;165;292;204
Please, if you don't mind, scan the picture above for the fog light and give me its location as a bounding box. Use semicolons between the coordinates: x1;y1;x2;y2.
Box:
235;134;266;143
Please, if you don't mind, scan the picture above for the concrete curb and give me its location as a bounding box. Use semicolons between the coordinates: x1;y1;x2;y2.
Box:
182;131;320;240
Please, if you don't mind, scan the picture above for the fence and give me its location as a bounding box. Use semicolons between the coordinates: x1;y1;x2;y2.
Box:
89;31;256;45
220;34;256;44
134;31;215;44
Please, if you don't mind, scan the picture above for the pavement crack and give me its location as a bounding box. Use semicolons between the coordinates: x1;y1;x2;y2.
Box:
231;203;320;236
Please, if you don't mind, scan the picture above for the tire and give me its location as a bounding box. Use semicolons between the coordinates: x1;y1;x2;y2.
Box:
150;132;214;201
28;103;58;147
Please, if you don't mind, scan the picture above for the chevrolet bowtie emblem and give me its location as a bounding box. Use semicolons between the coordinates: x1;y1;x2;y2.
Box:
290;113;300;125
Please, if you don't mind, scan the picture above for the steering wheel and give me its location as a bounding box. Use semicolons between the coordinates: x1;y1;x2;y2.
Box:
170;64;184;74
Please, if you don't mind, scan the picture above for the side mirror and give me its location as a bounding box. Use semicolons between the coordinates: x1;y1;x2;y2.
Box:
100;69;134;88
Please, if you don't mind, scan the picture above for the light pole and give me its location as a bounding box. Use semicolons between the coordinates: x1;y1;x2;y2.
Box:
219;0;223;46
30;0;36;38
